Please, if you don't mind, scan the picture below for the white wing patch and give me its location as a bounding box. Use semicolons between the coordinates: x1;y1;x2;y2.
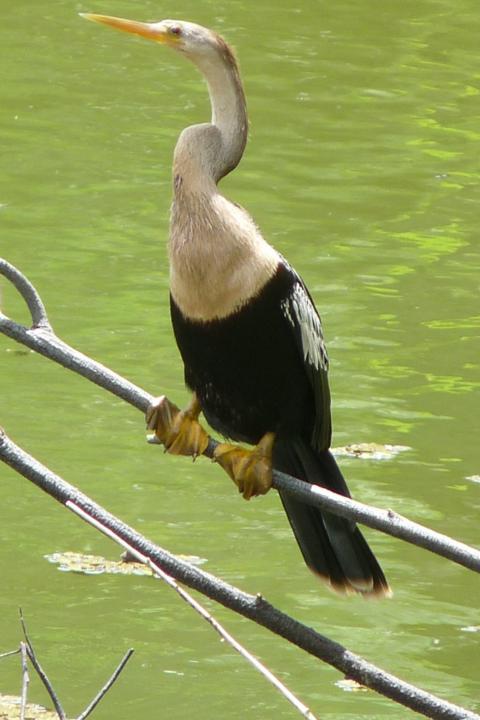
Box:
282;283;329;372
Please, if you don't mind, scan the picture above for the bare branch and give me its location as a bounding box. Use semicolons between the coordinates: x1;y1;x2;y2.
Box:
67;502;319;720
0;310;152;414
76;649;134;720
19;609;67;720
271;471;480;573
17;608;132;720
0;258;50;330
20;642;29;720
2;433;477;720
1;260;479;574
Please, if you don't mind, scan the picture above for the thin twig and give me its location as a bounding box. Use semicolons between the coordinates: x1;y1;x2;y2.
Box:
1;260;479;574
19;609;67;720
67;501;319;720
76;649;134;720
0;648;20;660
20;641;29;720
1;433;477;720
17;607;132;720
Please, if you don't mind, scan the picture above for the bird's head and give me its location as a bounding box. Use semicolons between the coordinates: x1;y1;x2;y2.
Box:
80;13;247;181
80;14;228;64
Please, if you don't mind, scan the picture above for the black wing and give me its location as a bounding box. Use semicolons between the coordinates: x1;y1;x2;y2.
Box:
281;273;332;452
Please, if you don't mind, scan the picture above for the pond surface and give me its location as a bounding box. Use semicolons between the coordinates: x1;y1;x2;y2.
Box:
1;0;479;718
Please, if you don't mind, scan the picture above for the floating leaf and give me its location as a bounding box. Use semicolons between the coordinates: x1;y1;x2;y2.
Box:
335;678;368;692
45;551;206;576
332;443;410;460
0;694;66;720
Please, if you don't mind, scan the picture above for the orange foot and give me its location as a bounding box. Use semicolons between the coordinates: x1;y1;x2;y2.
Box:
146;393;209;459
214;432;275;500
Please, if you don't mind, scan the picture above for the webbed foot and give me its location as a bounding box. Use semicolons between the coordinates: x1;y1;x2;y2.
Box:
214;432;275;500
146;394;209;459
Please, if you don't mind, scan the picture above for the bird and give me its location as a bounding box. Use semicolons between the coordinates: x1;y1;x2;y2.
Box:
82;13;390;597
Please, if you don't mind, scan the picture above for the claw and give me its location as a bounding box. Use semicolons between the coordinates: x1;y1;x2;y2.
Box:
214;432;275;500
146;394;178;435
146;394;209;459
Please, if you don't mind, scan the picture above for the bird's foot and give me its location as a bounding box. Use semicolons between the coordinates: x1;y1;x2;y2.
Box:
214;432;275;500
146;394;209;459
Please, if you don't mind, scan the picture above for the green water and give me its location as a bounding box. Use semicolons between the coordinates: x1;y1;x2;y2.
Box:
1;0;478;717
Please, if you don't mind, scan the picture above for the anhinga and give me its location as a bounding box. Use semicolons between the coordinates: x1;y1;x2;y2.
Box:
82;13;390;597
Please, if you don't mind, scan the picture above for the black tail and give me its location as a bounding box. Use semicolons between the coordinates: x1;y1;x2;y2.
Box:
273;437;390;597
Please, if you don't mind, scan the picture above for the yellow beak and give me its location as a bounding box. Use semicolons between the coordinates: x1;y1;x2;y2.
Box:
79;13;175;45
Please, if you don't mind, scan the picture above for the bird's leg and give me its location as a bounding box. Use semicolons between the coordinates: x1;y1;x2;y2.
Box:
214;432;275;500
146;393;209;459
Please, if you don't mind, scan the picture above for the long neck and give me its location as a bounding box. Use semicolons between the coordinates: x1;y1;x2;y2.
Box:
173;47;248;186
198;49;248;179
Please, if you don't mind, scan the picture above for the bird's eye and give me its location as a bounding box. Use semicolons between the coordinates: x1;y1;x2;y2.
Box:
169;26;182;37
